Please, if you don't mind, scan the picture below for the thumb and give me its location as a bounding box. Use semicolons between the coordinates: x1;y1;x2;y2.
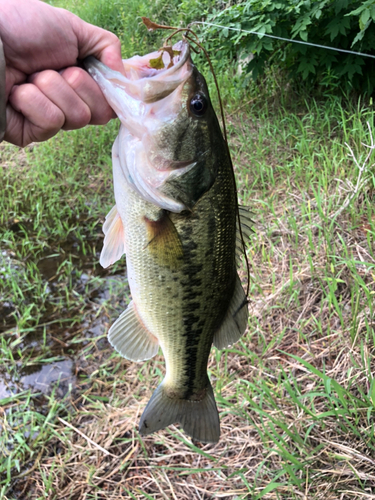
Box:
69;11;124;74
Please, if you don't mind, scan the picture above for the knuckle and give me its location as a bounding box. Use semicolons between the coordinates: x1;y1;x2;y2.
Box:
76;107;92;127
112;37;121;51
11;83;35;102
62;67;86;90
32;70;57;90
64;105;91;130
46;107;65;130
92;105;113;125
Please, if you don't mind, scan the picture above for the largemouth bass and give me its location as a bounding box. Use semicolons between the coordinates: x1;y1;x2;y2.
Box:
85;40;251;443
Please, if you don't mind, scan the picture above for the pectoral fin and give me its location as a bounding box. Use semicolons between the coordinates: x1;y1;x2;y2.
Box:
100;205;125;268
213;273;248;349
108;301;159;362
144;212;183;268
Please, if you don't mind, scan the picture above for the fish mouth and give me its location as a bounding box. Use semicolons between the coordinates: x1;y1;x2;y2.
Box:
83;40;192;104
122;40;190;82
84;42;210;214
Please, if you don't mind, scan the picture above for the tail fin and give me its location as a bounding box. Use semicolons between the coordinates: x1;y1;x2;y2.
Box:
139;381;220;443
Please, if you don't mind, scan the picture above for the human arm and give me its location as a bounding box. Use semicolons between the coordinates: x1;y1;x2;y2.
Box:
0;0;123;147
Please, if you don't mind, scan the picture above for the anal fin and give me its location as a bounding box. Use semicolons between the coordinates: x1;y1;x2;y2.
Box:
108;301;159;362
213;273;248;350
100;205;126;268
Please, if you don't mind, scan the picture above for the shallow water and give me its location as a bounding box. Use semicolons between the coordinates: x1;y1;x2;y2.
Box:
1;223;129;401
20;359;75;395
0;359;76;400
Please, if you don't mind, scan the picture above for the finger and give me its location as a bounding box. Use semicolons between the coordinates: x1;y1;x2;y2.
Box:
6;83;65;146
29;69;92;130
4;104;30;146
5;66;26;98
60;66;115;125
69;13;124;74
97;44;124;74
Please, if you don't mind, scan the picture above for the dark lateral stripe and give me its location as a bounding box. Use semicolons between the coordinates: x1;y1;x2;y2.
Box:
178;217;217;398
180;225;202;398
184;289;203;300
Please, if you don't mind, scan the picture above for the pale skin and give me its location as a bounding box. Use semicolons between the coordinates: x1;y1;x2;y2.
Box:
1;0;124;147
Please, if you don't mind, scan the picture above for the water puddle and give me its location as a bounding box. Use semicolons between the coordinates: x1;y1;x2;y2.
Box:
0;372;12;399
1;234;127;331
1;224;128;400
0;359;75;401
21;359;75;394
0;250;19;332
37;239;102;281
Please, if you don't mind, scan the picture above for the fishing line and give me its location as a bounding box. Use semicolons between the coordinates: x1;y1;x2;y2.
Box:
142;17;251;297
194;21;375;60
142;19;228;141
140;15;375;300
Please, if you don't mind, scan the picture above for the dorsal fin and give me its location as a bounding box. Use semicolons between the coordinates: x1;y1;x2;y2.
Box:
236;205;254;259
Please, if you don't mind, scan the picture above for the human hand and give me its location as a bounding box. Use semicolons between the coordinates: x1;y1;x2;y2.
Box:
0;0;124;147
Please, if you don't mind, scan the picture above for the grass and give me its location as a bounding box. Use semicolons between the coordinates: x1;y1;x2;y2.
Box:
2;1;375;499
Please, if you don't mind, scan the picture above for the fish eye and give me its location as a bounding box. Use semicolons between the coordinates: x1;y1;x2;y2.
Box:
189;93;208;117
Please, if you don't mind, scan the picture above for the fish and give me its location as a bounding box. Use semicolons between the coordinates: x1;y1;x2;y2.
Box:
84;39;252;443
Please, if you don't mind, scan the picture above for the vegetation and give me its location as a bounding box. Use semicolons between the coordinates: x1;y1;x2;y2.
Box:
204;0;375;94
1;0;375;499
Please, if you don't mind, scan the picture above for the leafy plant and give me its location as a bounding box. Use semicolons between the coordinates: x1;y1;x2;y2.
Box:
203;0;375;94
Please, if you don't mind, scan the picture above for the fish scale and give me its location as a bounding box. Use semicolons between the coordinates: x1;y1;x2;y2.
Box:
123;165;235;400
172;170;236;399
84;39;250;443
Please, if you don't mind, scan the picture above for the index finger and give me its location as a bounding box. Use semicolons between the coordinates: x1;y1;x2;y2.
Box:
69;12;124;74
